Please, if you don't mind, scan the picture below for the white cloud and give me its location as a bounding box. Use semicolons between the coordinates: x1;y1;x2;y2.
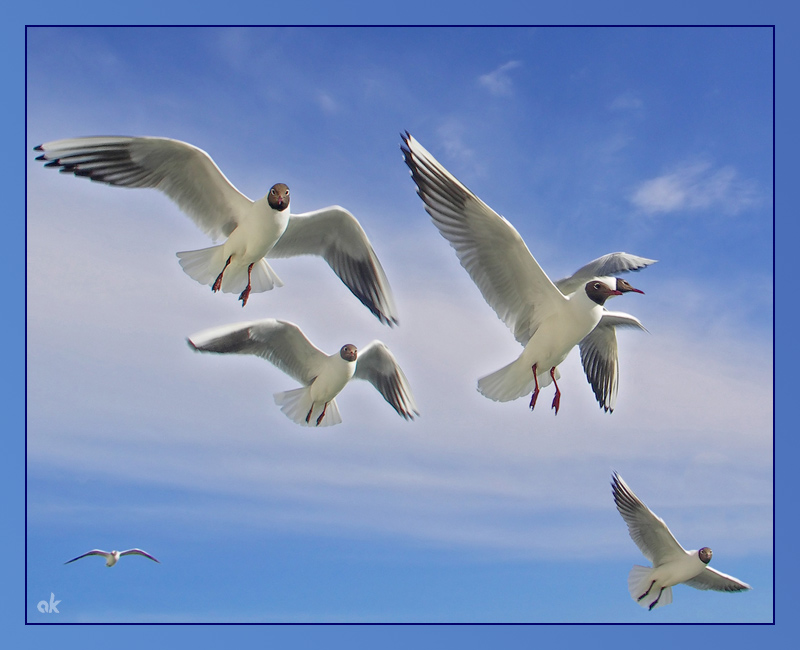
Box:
478;60;522;97
609;91;643;111
630;160;761;215
26;173;773;559
316;91;339;114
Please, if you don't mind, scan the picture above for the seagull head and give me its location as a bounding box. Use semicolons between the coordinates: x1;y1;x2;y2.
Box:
584;279;623;306
615;277;645;295
267;183;290;211
698;547;713;564
339;344;358;362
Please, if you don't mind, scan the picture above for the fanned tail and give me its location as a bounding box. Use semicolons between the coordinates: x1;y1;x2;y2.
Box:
273;388;342;427
478;358;558;402
176;247;283;293
627;565;672;610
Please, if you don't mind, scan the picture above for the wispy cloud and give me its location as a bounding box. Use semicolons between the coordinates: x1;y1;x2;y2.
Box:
26;188;773;558
630;160;761;215
608;91;643;111
434;120;483;177
316;91;339;114
478;60;522;97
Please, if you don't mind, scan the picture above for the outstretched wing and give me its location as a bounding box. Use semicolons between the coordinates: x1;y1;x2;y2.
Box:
353;341;419;420
269;207;398;326
402;132;566;345
684;566;751;592
612;473;687;566
188;319;328;386
35;136;252;239
64;549;108;564
555;252;657;296
579;311;647;412
119;549;161;563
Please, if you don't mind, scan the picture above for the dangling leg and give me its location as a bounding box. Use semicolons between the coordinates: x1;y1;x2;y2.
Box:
550;367;561;414
212;256;233;293
315;402;329;426
648;587;665;610
238;263;254;306
529;364;541;410
637;580;656;602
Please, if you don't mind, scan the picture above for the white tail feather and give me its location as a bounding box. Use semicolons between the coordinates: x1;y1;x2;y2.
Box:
627;565;672;610
477;358;559;402
176;245;227;286
248;259;284;293
273;387;342;427
176;247;283;293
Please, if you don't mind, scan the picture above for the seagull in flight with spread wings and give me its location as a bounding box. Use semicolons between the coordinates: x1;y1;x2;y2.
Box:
612;472;751;610
402;132;652;414
34;136;398;324
65;548;160;567
188;319;419;427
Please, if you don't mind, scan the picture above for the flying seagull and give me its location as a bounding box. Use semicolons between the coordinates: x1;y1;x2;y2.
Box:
65;548;160;567
612;472;751;610
188;319;419;426
34;136;398;324
401;132;652;414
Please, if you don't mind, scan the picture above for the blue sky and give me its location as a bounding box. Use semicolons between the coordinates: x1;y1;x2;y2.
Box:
10;4;792;648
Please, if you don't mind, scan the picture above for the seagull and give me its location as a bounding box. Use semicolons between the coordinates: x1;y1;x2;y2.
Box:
187;319;419;427
612;472;751;610
64;548;160;567
401;132;652;414
34;136;398;324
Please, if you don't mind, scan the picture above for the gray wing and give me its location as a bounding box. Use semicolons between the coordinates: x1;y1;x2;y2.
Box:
353;341;420;420
188;319;328;386
579;311;647;412
269;207;398;326
64;549;108;564
34;136;252;239
402;133;566;346
119;549;161;563
612;473;687;566
555;252;657;296
684;566;751;592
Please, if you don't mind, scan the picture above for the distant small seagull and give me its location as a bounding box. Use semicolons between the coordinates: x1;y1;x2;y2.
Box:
34;136;398;324
64;549;160;567
402;132;651;413
612;472;750;610
188;319;419;426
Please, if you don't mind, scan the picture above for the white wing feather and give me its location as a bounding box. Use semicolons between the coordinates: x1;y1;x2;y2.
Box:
35;136;252;239
402;133;566;345
353;341;420;419
188;319;328;386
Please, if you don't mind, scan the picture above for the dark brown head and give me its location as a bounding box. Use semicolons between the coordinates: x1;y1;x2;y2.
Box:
616;278;644;295
268;183;290;211
584;279;623;306
698;547;713;564
339;344;358;362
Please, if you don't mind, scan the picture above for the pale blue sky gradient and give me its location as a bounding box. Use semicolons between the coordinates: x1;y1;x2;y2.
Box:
8;2;794;648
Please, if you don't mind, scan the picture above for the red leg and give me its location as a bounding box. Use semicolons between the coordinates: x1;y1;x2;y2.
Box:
212;256;232;293
529;364;540;410
550;367;561;415
238;263;254;306
305;404;314;424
